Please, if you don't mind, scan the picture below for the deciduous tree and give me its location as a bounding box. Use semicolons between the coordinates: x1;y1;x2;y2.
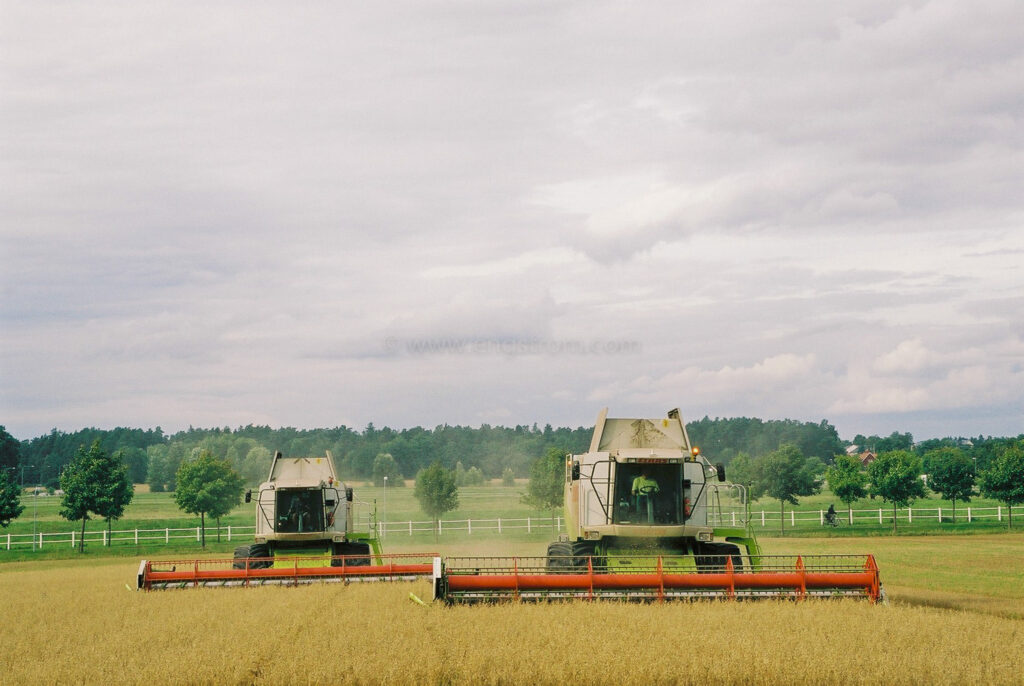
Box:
0;426;20;471
726;453;761;498
414;462;459;538
825;455;868;521
522;447;565;516
60;441;106;552
241;445;273;485
978;442;1024;529
372;452;403;487
752;444;821;535
923;447;974;522
173;451;245;548
93;449;134;545
868;450;927;533
0;469;23;527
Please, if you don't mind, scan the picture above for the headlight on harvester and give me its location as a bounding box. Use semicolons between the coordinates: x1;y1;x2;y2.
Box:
697;531;712;542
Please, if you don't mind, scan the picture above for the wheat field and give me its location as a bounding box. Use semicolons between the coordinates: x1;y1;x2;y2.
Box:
2;555;1023;686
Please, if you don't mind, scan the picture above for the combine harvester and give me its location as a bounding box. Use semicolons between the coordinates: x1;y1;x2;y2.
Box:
138;451;433;590
433;408;883;603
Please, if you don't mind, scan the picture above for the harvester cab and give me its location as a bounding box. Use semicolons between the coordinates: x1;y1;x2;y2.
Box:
241;450;373;566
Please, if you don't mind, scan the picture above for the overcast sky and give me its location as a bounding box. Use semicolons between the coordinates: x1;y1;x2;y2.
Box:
2;1;1022;443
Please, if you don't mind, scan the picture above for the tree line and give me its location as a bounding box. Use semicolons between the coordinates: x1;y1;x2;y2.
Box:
4;417;859;490
5;419;1022;503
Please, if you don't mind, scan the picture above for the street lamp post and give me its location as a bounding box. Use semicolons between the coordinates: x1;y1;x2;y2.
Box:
17;465;36;551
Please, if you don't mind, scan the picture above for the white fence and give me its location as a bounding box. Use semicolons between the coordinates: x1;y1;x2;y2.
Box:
372;516;563;538
3;525;260;550
1;516;566;551
3;505;1021;551
749;504;1020;528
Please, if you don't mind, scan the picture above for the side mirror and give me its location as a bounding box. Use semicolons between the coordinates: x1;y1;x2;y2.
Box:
716;463;726;482
244;489;252;503
346;487;354;502
571;461;580;481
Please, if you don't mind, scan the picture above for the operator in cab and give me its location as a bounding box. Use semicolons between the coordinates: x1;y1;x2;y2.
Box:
632;469;659;497
632;469;660;523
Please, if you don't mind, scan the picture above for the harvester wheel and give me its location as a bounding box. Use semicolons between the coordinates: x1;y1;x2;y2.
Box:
546;542;574;570
232;543;272;570
332;541;371;567
695;542;743;572
571;540;605;571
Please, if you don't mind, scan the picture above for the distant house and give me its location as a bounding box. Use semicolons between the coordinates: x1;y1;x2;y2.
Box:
857;451;877;467
845;445;860;456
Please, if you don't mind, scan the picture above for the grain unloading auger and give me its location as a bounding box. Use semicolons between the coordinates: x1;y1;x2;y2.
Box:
138;451;433;590
432;408;884;604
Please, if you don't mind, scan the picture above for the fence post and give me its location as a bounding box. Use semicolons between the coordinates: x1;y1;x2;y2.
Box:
103;529;108;546
908;508;912;523
761;510;765;527
791;510;795;527
196;527;201;542
39;532;43;549
165;528;169;543
967;507;972;523
528;516;531;533
227;526;231;542
558;516;562;531
879;508;883;524
998;506;1002;522
819;510;824;525
135;529;139;545
731;511;736;526
468;519;472;535
438;519;442;535
6;533;9;550
408;520;412;536
849;509;853;525
498;518;502;534
938;507;941;522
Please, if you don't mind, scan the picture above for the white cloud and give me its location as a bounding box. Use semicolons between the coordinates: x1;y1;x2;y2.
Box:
873;339;942;374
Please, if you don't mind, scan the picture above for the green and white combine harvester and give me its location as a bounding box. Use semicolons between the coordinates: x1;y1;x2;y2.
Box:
432;408;884;603
137;451;433;589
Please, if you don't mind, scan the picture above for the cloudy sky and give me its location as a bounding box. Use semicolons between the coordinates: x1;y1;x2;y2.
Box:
2;1;1022;442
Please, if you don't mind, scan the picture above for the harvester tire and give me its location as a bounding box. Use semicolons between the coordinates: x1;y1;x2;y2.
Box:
546;542;574;570
571;540;605;571
332;541;371;567
232;543;272;569
695;542;743;572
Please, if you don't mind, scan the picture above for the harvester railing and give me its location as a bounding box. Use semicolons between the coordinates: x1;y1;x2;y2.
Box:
137;552;436;590
434;554;882;603
705;483;748;527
